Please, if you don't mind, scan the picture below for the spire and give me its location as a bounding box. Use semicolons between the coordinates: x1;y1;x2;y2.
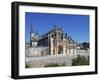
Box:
36;31;38;35
53;25;57;29
76;40;77;44
65;33;67;38
68;36;71;40
30;24;33;33
30;15;33;33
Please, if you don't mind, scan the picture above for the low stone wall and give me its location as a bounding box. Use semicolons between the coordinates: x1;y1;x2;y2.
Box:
25;46;49;57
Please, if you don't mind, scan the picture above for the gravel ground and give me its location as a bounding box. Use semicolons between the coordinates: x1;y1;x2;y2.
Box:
26;55;74;67
25;50;89;68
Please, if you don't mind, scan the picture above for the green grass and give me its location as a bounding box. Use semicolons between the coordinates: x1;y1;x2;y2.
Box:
44;63;66;67
72;55;89;66
25;64;32;68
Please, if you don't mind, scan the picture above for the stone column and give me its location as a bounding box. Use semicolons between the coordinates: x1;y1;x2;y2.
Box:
50;34;53;56
62;33;63;54
65;41;67;55
56;41;58;55
75;43;77;53
51;39;54;56
56;32;58;55
55;39;57;55
63;39;66;55
48;34;50;55
69;44;70;54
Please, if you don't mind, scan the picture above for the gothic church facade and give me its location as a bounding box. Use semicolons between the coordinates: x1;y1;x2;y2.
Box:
30;25;77;56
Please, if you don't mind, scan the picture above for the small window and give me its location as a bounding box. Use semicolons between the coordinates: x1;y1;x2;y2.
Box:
51;34;54;38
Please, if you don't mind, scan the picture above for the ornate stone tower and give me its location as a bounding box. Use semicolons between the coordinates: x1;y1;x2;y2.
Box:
30;20;34;46
30;18;38;47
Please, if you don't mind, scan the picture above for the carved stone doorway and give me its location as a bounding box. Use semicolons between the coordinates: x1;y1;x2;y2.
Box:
58;45;63;54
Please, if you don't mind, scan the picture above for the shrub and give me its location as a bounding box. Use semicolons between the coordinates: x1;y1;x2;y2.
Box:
25;64;32;68
72;55;89;66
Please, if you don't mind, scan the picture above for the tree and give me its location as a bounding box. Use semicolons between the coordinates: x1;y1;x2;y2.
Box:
80;42;89;50
82;42;89;50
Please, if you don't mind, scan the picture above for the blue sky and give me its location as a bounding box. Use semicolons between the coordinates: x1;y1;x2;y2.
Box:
25;12;89;43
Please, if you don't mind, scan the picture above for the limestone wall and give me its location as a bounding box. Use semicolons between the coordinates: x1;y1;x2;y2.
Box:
25;46;49;57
